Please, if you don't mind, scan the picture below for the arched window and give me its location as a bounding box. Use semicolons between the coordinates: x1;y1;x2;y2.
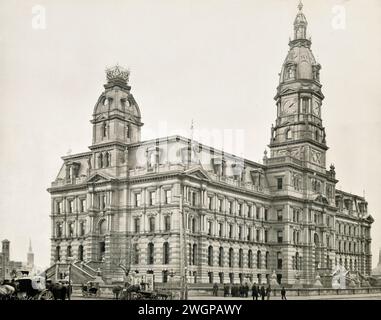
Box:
218;247;224;267
208;246;213;266
55;246;61;262
248;250;253;268
104;152;110;167
67;245;72;257
99;220;107;235
257;250;261;269
78;245;84;261
286;129;292;140
102;122;107;138
238;249;243;268
192;218;196;233
148;243;154;264
314;233;319;246
192;244;197;265
163;242;169;264
98;153;103;168
295;252;299;270
229;248;234;268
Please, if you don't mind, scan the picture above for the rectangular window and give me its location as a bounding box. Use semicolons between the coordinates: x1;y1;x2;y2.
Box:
192;192;197;206
229;225;233;238
149;217;155;232
80;199;86;213
256;229;260;242
264;230;268;243
149;191;156;206
247;228;252;241
164;216;171;231
264;208;268;221
79;221;85;236
256;207;261;220
228;201;232;214
134;218;140;233
218;199;223;212
208;221;213;236
56;201;62;214
277;252;283;269
238;203;243;216
208;196;213;210
248;205;252;218
277;178;283;190
238;226;243;240
68;200;74;213
277;230;283;243
135;193;141;207
218;223;223;237
164;190;171;204
277;210;283;221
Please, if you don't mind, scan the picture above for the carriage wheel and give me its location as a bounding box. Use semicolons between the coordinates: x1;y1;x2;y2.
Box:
38;290;55;300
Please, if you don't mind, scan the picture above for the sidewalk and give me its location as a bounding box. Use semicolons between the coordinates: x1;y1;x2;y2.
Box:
189;293;381;300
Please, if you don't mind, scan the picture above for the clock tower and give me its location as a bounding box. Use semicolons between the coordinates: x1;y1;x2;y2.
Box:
269;2;327;173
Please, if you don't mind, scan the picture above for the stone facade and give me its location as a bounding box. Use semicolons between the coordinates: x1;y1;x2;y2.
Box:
48;4;373;286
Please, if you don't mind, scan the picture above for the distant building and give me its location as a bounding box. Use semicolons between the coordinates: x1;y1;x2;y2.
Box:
0;239;23;281
27;239;34;268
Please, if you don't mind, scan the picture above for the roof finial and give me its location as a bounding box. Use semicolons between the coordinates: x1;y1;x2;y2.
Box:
298;0;303;11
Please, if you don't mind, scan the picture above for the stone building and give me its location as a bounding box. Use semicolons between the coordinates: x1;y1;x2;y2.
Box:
47;3;373;286
0;240;23;281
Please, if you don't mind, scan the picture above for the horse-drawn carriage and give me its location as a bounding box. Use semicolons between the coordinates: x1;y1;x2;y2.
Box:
118;283;171;300
81;281;101;297
0;275;54;300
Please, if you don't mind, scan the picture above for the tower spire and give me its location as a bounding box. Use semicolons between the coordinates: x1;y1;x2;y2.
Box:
28;238;32;253
294;0;308;40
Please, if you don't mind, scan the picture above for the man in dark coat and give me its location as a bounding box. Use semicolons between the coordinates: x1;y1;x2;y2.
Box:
260;285;266;300
213;283;218;296
244;283;249;297
281;286;287;300
266;285;271;300
252;283;258;300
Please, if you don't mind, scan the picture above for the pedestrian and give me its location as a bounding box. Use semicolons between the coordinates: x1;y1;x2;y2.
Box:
266;285;271;300
281;286;287;300
213;283;218;296
245;283;249;298
239;284;244;297
260;285;266;300
252;283;258;300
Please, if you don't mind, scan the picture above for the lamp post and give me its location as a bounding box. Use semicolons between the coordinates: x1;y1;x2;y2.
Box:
169;269;175;299
67;257;75;300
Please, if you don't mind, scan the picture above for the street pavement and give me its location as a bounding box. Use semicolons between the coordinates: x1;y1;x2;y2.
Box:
71;293;381;300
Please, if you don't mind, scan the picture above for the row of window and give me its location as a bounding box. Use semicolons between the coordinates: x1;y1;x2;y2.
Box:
55;198;86;214
133;216;171;233
134;190;172;207
55;221;86;238
55;244;84;262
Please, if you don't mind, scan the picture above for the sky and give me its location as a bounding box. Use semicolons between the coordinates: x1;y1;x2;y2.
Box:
0;0;380;270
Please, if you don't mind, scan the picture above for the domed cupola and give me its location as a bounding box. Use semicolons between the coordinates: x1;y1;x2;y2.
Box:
279;1;322;86
91;65;143;146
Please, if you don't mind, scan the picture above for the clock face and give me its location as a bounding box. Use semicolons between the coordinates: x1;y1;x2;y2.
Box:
312;101;320;116
282;98;297;115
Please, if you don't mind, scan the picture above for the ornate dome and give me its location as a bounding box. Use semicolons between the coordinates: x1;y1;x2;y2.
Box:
279;1;321;84
279;45;321;83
